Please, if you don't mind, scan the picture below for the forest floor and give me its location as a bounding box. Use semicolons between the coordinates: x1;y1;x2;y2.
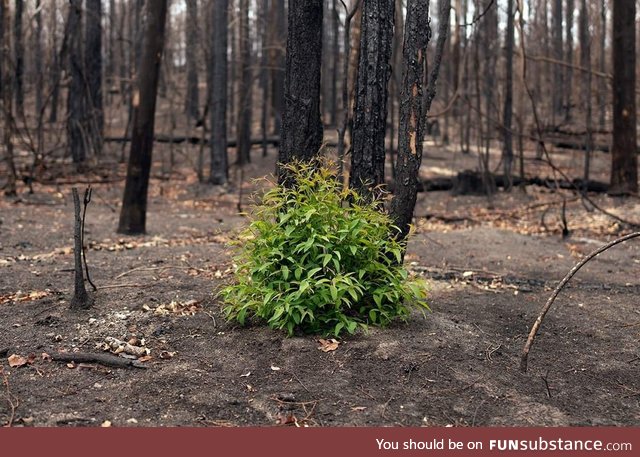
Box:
1;141;639;427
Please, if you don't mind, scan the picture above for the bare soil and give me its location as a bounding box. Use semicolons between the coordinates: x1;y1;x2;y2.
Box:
1;144;639;427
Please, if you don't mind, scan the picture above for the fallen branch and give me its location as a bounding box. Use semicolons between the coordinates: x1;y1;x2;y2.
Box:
417;173;609;194
50;351;148;369
520;231;640;373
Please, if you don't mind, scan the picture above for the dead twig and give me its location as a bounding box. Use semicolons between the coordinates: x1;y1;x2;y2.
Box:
289;372;310;393
97;283;154;290
520;231;640;372
114;265;197;279
1;367;19;427
540;370;552;398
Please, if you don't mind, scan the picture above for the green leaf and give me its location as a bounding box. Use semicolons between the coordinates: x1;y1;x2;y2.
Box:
281;265;289;280
322;253;332;267
346;321;358;334
329;284;338;302
347;288;359;301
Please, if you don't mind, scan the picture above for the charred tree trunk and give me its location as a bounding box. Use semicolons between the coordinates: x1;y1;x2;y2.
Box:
108;0;116;92
236;0;252;165
185;0;200;119
0;0;3;98
389;0;432;243
564;0;574;122
48;1;61;123
209;0;229;185
70;188;92;310
330;0;339;127
597;0;606;130
85;0;104;153
552;0;563;121
34;0;43;120
13;0;24;116
67;0;88;166
277;0;323;182
501;0;515;190
269;0;286;135
336;0;361;183
259;0;269;157
1;0;16;196
580;0;592;185
348;0;395;197
117;0;168;234
610;0;638;195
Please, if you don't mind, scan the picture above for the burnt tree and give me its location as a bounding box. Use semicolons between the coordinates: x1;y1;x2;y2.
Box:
118;0;169;234
185;0;199;119
277;0;323;182
610;0;638;195
13;0;24;115
236;0;252;165
348;0;395;197
551;0;563;120
85;0;104;150
67;0;88;166
389;0;431;242
1;0;16;196
269;0;286;134
501;0;514;190
34;0;43;119
209;0;229;185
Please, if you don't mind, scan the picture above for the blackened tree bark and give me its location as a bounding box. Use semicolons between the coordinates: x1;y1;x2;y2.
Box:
67;0;88;166
108;0;117;89
597;0;606;130
259;0;269;156
117;0;168;234
185;0;200;119
579;0;592;184
48;0;62;123
277;0;323;182
389;0;432;242
336;0;361;183
564;0;574;122
0;0;3;97
236;0;252;165
34;0;43;118
2;0;17;196
481;0;497;195
85;0;104;150
269;0;286;135
501;0;515;190
13;0;24;116
348;0;395;197
552;0;563;121
209;0;229;185
610;0;638;195
330;0;339;127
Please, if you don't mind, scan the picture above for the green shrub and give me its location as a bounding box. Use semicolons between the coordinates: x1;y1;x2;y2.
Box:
221;161;429;336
